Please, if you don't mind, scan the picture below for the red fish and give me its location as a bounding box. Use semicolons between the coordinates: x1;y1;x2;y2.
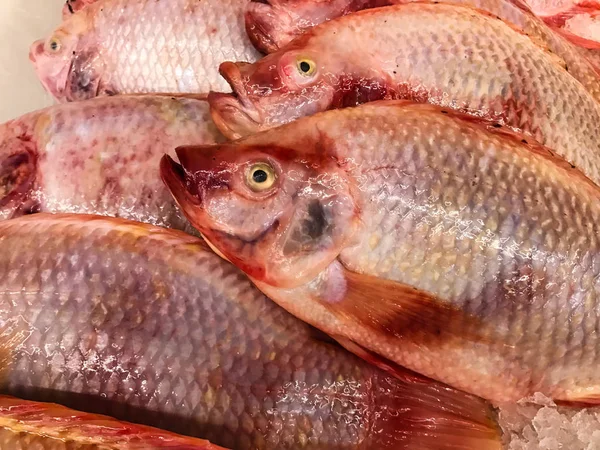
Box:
163;100;600;404
209;3;600;188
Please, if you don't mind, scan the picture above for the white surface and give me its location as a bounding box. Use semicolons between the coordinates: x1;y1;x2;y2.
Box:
0;0;64;123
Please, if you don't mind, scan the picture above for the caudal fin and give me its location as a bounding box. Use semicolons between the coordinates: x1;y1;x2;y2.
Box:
370;368;501;450
0;137;37;220
0;395;227;449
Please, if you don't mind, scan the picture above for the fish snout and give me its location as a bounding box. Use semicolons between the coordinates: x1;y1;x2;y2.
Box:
245;3;287;53
29;40;45;64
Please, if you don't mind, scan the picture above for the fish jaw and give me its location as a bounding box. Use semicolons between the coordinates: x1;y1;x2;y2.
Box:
209;62;263;139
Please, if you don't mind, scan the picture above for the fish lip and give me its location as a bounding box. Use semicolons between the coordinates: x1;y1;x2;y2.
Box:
208;90;262;140
160;154;203;208
245;3;283;54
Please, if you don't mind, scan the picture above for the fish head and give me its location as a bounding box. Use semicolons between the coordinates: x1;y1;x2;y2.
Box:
245;0;352;53
161;144;359;288
30;13;104;102
208;48;338;139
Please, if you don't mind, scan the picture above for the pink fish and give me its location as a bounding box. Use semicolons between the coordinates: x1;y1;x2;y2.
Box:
209;3;600;188
163;100;600;404
31;0;259;102
0;95;222;231
0;213;502;450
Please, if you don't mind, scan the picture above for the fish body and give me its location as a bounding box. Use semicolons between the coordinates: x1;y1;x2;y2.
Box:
0;95;221;231
32;0;260;102
245;0;600;103
0;396;224;450
210;3;600;187
163;101;600;404
0;214;500;450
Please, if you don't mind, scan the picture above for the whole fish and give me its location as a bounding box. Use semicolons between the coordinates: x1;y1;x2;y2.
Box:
62;0;97;19
209;3;600;187
0;396;224;449
0;95;222;231
31;0;260;102
0;214;501;450
244;0;600;99
163;100;600;404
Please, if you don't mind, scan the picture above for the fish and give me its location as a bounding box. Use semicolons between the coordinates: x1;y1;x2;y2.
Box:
31;0;260;102
0;213;501;450
0;95;222;231
62;0;98;19
244;0;600;98
163;100;600;404
0;396;225;449
209;3;600;187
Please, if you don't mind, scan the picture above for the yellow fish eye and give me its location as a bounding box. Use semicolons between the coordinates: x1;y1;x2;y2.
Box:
296;58;316;77
47;38;61;53
246;162;276;192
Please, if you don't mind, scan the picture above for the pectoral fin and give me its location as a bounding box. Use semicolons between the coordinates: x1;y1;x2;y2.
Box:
322;267;489;345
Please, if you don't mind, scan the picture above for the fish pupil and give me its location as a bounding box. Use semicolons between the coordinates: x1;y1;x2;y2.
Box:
253;169;268;183
50;41;58;51
299;61;311;73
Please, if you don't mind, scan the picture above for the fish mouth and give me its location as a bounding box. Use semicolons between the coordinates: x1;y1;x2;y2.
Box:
160;154;206;226
245;3;285;54
208;62;263;140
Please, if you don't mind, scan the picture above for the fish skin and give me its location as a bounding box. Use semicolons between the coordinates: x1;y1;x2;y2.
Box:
31;0;260;102
0;213;501;450
0;396;226;450
163;100;600;404
245;0;600;102
0;95;222;232
210;3;600;186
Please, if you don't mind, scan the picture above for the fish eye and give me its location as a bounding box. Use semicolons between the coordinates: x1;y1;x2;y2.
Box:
296;58;316;77
47;38;61;53
246;162;276;192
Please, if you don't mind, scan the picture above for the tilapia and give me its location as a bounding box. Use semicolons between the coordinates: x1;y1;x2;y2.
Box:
163;100;600;404
0;214;501;450
0;95;222;231
245;0;600;97
0;396;224;449
210;3;600;187
245;0;600;94
31;0;260;102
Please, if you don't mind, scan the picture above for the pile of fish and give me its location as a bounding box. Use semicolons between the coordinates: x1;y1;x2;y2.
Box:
1;0;600;448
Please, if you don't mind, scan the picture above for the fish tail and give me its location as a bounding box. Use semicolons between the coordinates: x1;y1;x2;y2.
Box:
369;372;501;450
0;395;227;449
